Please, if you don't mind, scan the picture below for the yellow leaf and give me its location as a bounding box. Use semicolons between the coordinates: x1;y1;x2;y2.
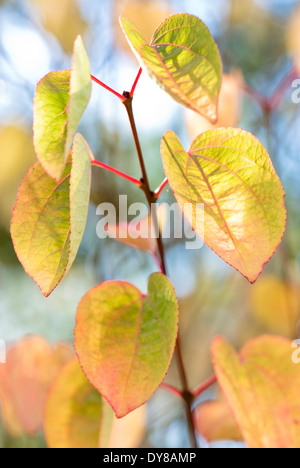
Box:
195;397;243;443
250;276;300;338
114;0;171;54
32;0;87;53
0;126;35;227
185;70;244;140
0;336;73;437
212;335;300;448
286;4;300;72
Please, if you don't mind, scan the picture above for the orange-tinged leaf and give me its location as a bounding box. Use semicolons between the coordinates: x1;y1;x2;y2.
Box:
114;0;171;53
195;398;243;443
161;129;286;283
250;276;300;338
286;4;300;73
120;13;222;123
105;204;167;253
185;70;244;139
0;336;72;437
107;406;146;448
75;273;178;418
11;134;92;297
212;335;300;448
32;0;87;53
44;358;103;448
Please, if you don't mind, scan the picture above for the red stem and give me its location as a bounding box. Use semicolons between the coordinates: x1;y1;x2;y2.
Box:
241;83;268;109
91;74;125;102
130;68;143;97
268;66;298;110
91;160;141;187
155;177;169;199
193;375;217;398
160;382;182;398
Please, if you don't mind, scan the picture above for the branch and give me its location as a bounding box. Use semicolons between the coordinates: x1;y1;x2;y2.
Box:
122;93;198;449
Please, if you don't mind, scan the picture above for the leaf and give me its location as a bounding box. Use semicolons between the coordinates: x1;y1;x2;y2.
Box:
286;4;300;72
195;398;243;443
74;273;178;418
250;276;300;338
161;128;286;283
105;204;167;253
0;125;36;226
120;13;222;123
114;0;171;54
185;70;244;139
32;0;88;53
44;358;104;448
106;406;146;448
212;335;300;448
33;36;91;180
0;336;72;437
11;133;92;297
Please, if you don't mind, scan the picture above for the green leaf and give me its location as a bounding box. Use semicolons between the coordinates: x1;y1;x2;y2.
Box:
212;335;300;448
74;273;178;418
33;35;91;180
44;358;104;448
11;133;92;297
161;128;286;283
120;13;222;123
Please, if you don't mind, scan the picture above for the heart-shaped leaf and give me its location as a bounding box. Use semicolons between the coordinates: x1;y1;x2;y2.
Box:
33;35;91;180
11;133;92;296
44;358;104;448
212;335;300;448
74;273;178;418
161;129;286;283
120;13;222;123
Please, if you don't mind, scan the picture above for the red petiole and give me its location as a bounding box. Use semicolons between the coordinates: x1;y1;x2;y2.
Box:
91;160;141;187
91;74;125;102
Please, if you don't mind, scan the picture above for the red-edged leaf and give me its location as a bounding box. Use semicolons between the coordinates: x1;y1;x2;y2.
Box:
161;128;286;283
74;273;178;418
10;134;92;296
212;335;300;448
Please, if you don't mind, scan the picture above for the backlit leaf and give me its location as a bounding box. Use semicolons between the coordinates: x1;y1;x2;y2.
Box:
250;275;300;338
11;134;92;296
32;0;87;53
75;273;178;418
120;13;222;123
105;204;167;253
161;128;286;283
212;335;300;448
33;36;91;180
0;125;36;226
44;358;103;448
114;0;171;54
185;70;243;139
195;398;243;443
0;336;72;437
107;406;146;448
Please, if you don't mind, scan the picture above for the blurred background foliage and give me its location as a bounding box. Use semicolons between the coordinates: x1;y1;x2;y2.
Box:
0;0;300;448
